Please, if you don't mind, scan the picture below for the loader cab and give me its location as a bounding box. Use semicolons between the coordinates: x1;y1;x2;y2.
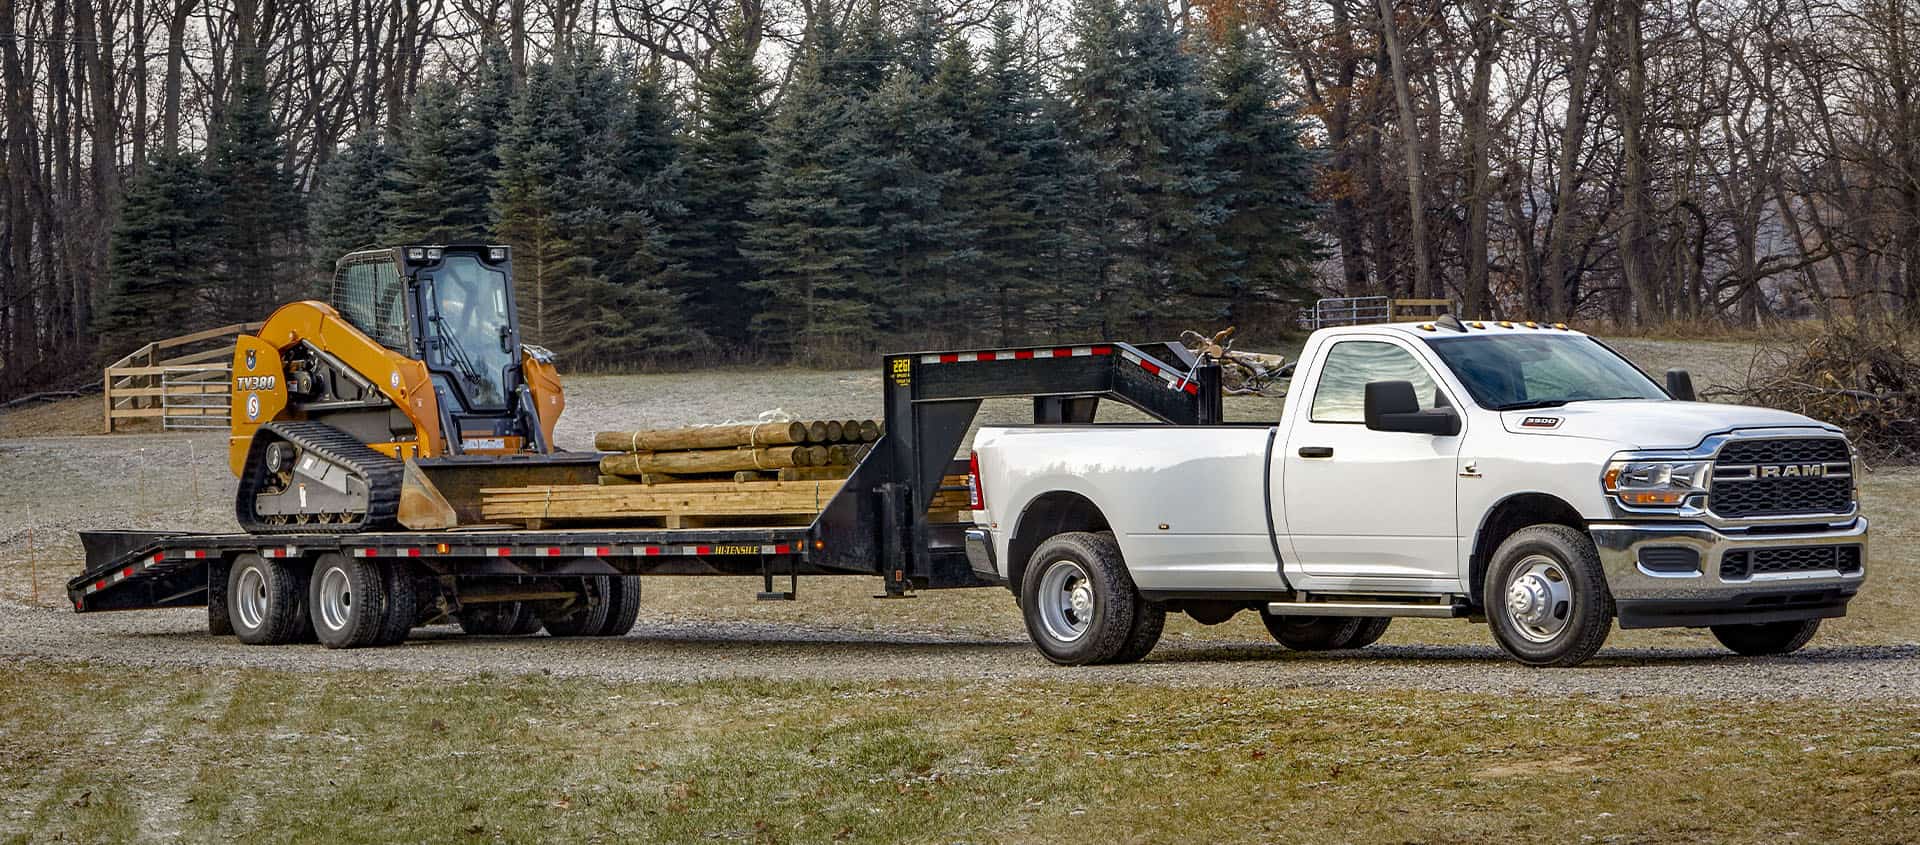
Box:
331;244;544;452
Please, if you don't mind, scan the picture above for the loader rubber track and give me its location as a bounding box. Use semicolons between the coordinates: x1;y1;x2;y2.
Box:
236;421;403;534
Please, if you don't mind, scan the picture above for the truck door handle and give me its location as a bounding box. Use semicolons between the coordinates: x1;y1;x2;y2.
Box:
1298;446;1334;459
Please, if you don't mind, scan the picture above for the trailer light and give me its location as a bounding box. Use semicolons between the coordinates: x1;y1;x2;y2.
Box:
813;540;825;551
436;543;450;554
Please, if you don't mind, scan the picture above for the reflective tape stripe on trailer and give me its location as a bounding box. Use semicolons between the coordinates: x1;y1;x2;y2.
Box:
629;544;794;556
1118;349;1201;395
919;345;1112;365
260;546;301;559
351;547;423;558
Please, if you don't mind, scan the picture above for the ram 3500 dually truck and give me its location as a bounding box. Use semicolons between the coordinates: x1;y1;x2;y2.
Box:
966;318;1868;667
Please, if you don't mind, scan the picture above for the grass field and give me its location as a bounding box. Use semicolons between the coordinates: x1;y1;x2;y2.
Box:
4;663;1918;845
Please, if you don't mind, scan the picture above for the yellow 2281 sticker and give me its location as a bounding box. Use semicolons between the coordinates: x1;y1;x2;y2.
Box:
890;358;911;386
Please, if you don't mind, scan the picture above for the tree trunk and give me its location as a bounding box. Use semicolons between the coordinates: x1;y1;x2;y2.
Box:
162;0;196;152
1543;0;1606;320
1461;0;1503;319
1613;0;1658;325
1377;0;1434;299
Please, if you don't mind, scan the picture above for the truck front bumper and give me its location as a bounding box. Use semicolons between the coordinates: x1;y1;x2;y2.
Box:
1589;517;1867;629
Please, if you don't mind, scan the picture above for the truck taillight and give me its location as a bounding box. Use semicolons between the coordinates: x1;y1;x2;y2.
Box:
968;451;985;510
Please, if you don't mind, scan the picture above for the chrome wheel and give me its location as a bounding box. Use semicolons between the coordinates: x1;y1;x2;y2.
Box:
1503;554;1573;644
316;566;353;632
1036;559;1095;643
235;566;269;630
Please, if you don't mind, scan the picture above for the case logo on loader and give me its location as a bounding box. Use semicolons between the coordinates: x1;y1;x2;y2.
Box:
244;349;257;371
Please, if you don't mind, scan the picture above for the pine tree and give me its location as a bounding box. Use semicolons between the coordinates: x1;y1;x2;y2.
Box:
1062;0;1227;335
676;24;773;343
561;53;703;367
492;60;592;352
206;53;304;324
1208;21;1324;316
976;14;1087;340
745;38;879;357
96;151;216;359
308;130;395;288
385;77;492;243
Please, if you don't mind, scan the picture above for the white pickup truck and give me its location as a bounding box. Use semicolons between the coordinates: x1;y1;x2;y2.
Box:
964;319;1868;667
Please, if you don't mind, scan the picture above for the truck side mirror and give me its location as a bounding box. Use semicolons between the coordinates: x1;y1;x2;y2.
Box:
1364;380;1461;436
1666;369;1696;402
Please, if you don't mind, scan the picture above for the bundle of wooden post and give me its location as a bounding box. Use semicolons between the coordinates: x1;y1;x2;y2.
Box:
592;419;882;485
480;473;972;528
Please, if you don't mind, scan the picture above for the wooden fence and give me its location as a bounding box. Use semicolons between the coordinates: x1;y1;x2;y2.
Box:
102;323;260;433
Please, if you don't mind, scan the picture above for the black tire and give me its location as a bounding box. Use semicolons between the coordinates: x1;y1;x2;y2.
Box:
1260;614;1363;650
506;602;544;635
540;577;613;638
227;554;310;645
207;562;233;637
597;577;642;637
307;553;389;649
1484;525;1614;667
1111;601;1166;663
1343;617;1392;649
1019;532;1141;666
373;563;416;646
457;602;527;635
1712;619;1821;656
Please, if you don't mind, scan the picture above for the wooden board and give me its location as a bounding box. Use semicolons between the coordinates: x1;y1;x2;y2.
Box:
481;474;972;525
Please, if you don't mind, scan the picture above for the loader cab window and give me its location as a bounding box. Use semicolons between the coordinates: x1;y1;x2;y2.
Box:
421;254;514;412
331;257;411;352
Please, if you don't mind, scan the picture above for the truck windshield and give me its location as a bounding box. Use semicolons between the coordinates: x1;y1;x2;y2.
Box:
426;255;514;411
1424;334;1666;411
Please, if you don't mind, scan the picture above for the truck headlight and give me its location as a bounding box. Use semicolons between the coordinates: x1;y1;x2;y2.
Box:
1602;459;1710;507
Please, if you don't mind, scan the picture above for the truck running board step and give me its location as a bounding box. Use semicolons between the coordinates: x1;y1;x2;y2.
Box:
1265;600;1466;619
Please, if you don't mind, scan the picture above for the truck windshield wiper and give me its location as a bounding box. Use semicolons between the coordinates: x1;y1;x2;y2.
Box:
1492;399;1569;411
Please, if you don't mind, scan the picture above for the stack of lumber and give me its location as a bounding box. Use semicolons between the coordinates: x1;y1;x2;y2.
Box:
591;419;882;485
480;474;971;528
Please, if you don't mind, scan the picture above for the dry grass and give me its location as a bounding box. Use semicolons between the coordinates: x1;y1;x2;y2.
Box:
3;662;1918;845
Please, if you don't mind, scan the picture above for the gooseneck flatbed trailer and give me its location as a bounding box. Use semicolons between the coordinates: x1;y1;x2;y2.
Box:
70;341;1222;647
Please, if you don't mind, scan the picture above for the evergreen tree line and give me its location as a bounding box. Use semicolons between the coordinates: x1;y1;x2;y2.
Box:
99;0;1319;368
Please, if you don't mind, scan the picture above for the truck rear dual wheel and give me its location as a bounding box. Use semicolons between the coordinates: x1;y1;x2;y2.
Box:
1259;614;1391;651
1020;532;1158;665
227;554;313;645
1484;525;1614;667
1712;619;1821;656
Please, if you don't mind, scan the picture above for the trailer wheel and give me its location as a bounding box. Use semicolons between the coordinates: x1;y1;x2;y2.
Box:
1019;532;1139;665
207;561;233;637
507;603;544;635
597;577;641;637
1711;619;1821;656
540;577;612;638
227;554;310;645
373;563;416;646
1259;614;1363;650
457;603;526;636
1484;525;1614;667
308;553;389;649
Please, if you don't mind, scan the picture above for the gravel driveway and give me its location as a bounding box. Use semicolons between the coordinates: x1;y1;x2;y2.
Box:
6;599;1918;703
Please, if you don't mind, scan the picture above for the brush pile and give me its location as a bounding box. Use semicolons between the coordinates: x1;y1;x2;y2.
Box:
1703;321;1920;460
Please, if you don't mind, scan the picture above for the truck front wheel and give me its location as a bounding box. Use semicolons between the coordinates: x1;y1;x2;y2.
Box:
1484;525;1614;667
1712;619;1821;656
1020;532;1141;665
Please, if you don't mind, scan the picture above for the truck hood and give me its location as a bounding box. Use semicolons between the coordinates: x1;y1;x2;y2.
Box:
1499;400;1838;449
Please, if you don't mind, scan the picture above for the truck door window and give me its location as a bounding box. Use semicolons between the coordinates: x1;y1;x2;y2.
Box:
1310;340;1440;423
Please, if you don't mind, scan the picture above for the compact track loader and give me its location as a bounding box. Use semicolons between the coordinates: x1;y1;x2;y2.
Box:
228;244;595;533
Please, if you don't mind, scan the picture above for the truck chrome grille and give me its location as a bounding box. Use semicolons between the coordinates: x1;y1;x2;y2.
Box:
1720;545;1863;580
1708;438;1853;518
